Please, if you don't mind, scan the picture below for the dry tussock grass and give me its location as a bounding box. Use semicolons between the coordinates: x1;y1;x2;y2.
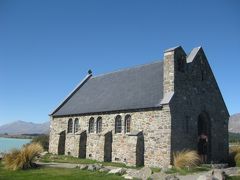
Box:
229;145;240;163
3;143;43;171
173;150;200;169
229;145;240;154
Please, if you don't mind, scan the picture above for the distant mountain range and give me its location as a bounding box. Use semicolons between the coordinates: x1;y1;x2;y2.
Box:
0;120;50;135
229;113;240;133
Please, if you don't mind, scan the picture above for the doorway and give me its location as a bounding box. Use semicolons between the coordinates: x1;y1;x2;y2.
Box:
79;131;87;158
58;130;66;155
104;131;112;162
197;112;211;162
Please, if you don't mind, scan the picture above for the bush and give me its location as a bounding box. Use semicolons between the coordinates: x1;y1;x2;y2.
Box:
229;145;240;166
31;135;49;151
173;150;200;169
3;143;43;171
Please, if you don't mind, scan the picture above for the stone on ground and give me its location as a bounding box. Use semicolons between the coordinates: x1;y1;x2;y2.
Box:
87;164;96;171
124;167;152;180
108;168;126;175
93;163;102;170
99;167;110;172
165;175;179;180
122;174;134;179
79;164;88;170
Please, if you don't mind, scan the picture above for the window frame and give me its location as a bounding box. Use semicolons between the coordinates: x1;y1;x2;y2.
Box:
124;115;131;133
67;118;73;133
89;117;95;133
74;118;79;133
96;117;102;133
115;115;122;134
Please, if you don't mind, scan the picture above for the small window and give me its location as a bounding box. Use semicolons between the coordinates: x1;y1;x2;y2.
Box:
115;115;122;133
67;119;73;133
124;115;131;133
89;117;94;133
96;117;102;133
74;118;79;133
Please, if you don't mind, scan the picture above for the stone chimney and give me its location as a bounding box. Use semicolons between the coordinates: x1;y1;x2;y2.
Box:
163;46;186;95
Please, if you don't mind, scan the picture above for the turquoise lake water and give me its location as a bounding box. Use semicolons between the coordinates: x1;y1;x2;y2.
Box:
0;137;31;153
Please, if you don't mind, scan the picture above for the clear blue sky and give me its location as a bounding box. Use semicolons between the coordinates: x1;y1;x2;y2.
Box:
0;0;239;125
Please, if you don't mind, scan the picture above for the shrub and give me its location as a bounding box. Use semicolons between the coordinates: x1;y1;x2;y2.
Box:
173;150;200;169
3;143;43;171
31;135;49;151
229;145;240;166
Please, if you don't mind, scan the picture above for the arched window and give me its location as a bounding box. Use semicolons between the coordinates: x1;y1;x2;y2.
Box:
74;118;79;133
115;115;122;133
89;117;94;133
124;115;131;133
67;118;73;133
96;117;102;133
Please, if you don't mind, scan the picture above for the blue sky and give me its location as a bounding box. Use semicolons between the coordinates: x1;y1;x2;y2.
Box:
0;0;239;125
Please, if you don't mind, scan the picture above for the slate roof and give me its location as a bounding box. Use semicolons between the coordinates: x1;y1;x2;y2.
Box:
52;61;164;116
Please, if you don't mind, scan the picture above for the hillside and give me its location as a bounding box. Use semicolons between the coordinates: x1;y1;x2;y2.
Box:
229;113;240;133
0;120;49;135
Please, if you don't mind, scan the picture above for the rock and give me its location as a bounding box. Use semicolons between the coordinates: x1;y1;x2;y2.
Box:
223;167;240;176
40;151;48;156
196;170;226;180
79;164;88;170
211;164;228;169
165;175;179;180
136;167;152;180
212;170;227;180
149;172;167;180
87;164;96;171
122;174;133;179
108;168;126;175
161;166;170;173
124;167;152;180
99;167;110;172
197;174;211;180
93;163;102;170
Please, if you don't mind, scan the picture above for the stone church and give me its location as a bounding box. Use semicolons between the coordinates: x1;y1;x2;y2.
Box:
49;46;229;167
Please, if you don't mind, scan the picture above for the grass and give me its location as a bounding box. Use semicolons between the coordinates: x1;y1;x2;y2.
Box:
165;165;211;175
0;163;123;180
226;176;240;180
229;145;240;167
173;150;200;169
3;143;43;170
150;167;161;173
40;153;136;168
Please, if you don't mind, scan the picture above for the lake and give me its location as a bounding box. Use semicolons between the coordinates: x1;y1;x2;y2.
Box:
0;137;31;153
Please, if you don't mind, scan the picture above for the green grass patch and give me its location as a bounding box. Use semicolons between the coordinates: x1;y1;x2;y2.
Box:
150;167;161;173
40;153;134;168
0;162;123;180
226;176;240;180
165;165;211;175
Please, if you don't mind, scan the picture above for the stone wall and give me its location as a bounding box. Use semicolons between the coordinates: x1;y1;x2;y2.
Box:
164;47;229;163
49;107;172;167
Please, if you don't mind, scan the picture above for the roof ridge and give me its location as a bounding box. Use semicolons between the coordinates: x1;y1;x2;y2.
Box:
92;59;163;79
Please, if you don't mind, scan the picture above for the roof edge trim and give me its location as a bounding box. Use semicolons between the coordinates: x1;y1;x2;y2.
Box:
51;106;163;118
187;46;202;63
50;74;92;116
164;46;181;53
